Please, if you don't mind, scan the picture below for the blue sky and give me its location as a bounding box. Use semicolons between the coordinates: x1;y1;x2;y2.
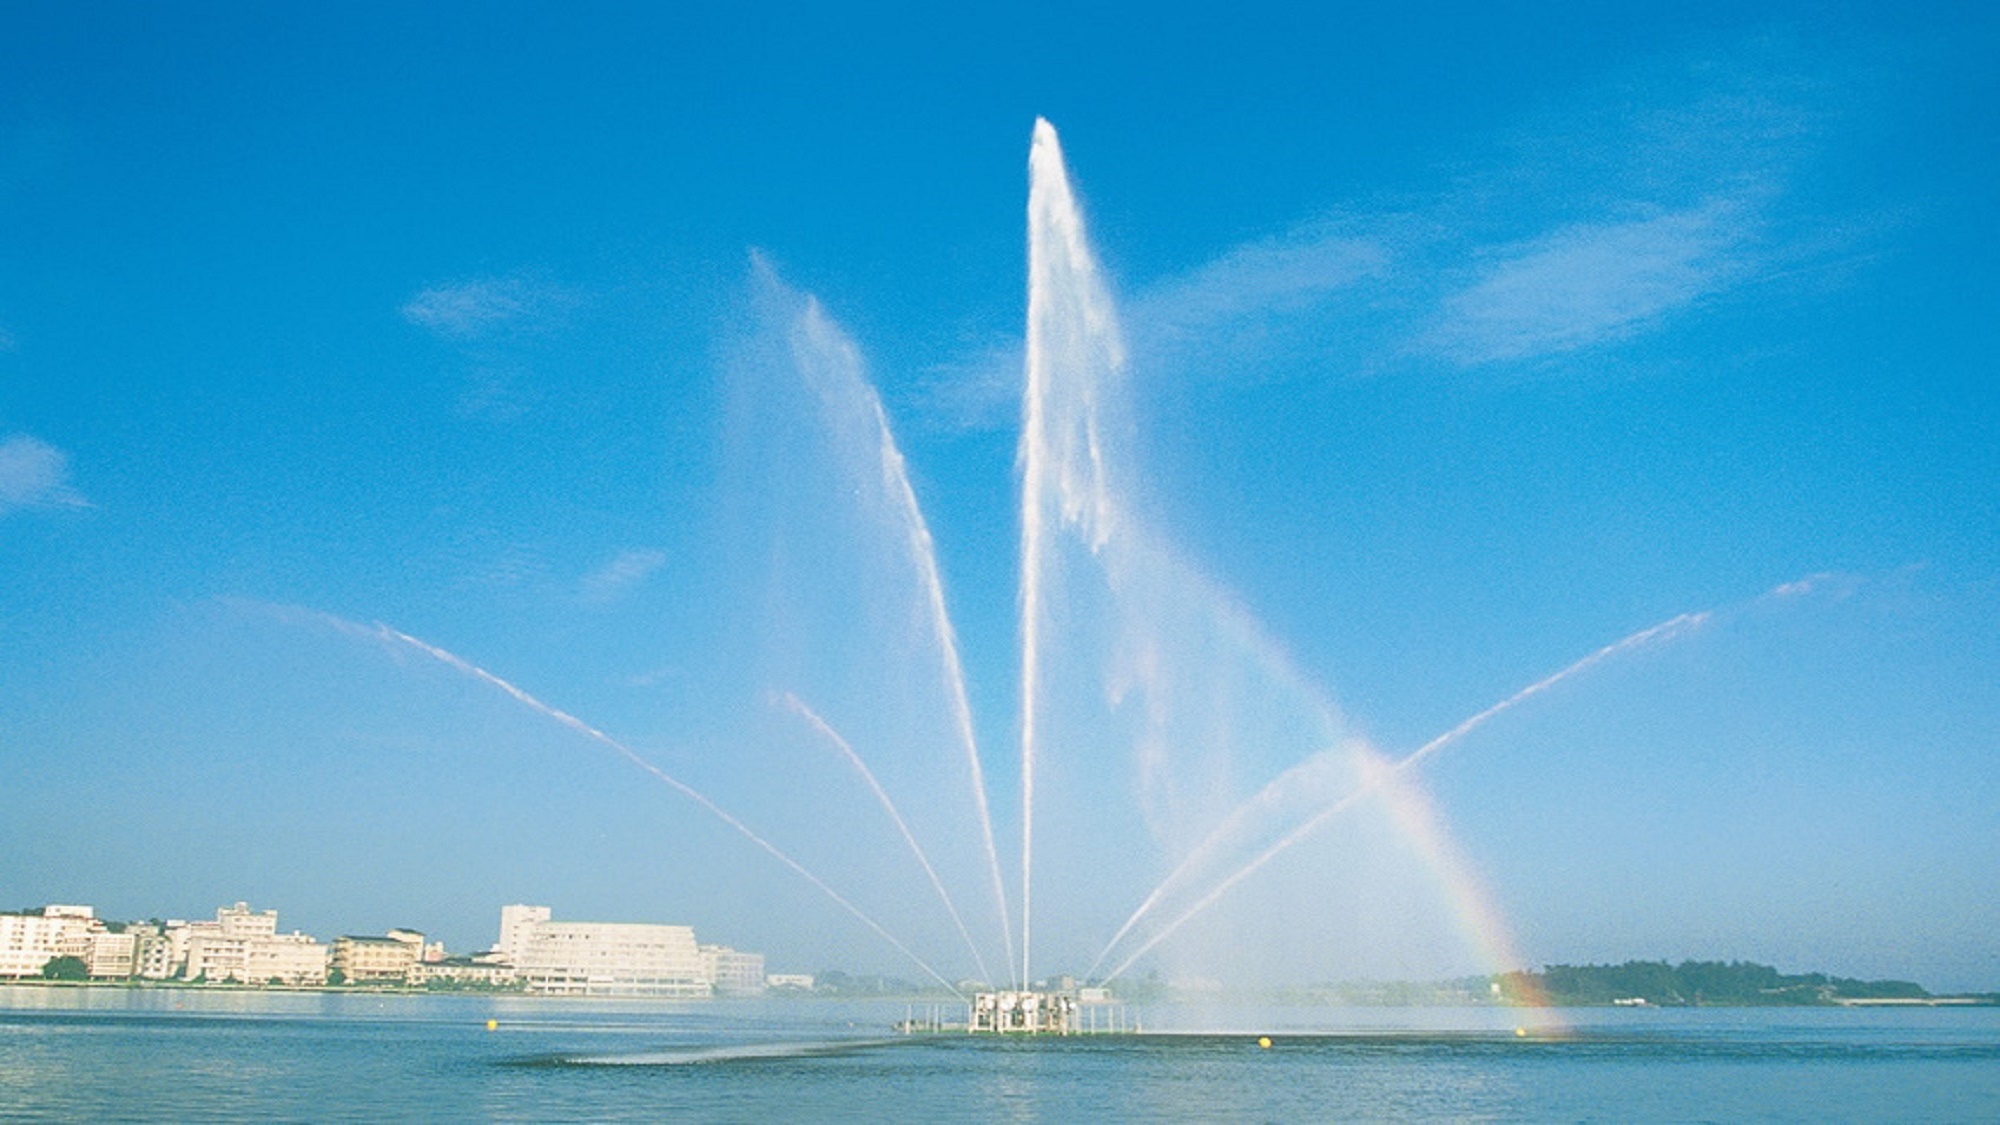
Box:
3;3;1996;990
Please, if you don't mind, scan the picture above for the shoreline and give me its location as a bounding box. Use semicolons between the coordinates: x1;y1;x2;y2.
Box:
4;979;1994;1008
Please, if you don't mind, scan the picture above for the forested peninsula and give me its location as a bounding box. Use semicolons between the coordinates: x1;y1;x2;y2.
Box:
1496;960;1991;1006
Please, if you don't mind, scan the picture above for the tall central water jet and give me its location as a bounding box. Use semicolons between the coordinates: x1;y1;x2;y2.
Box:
1019;118;1125;986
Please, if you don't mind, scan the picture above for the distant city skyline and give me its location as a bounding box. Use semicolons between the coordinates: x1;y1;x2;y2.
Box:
2;5;1995;992
1;898;772;996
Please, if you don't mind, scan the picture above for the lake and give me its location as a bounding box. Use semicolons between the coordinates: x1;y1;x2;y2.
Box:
3;986;1996;1120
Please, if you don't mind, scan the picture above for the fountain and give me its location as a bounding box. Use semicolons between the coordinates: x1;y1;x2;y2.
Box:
699;117;1516;1014
369;119;1730;1023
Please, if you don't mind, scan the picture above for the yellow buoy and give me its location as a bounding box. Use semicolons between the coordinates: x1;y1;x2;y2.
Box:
1514;1027;1527;1038
486;1019;499;1032
1257;1036;1272;1049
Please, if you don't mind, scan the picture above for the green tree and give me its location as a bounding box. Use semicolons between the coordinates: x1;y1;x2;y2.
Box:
41;955;88;981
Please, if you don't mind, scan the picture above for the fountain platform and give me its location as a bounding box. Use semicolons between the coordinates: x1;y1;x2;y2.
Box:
895;989;1134;1035
963;988;1132;1035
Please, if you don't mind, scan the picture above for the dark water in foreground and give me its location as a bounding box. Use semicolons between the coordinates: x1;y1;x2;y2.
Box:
3;987;1996;1121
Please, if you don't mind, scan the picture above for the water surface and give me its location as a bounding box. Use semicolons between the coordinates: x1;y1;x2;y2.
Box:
3;987;1994;1121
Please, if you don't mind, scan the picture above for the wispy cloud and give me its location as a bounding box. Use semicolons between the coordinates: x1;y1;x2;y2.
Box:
580;548;667;604
1420;201;1752;364
401;277;570;341
460;544;550;591
1121;221;1395;390
1764;570;1865;603
622;664;681;688
1135;222;1387;349
1389;43;1828;368
0;434;88;515
400;274;580;418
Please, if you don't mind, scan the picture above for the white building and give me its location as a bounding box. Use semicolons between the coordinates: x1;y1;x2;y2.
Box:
251;932;328;985
700;945;766;995
175;903;328;985
138;925;180;979
494;904;551;966
410;950;517;988
0;906;98;978
72;930;140;978
500;906;715;997
518;921;709;997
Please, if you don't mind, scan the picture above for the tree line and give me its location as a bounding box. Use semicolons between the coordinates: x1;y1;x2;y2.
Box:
1496;960;1930;1005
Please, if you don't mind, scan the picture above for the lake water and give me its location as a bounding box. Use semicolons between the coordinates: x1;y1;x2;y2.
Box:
3;986;1996;1121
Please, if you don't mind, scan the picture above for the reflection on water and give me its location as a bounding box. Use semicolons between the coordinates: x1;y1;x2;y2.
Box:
3;987;1996;1121
553;1039;901;1066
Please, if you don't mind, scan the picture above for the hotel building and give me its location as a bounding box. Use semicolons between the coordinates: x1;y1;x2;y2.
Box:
172;902;329;985
331;930;426;984
497;905;765;998
0;906;100;978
